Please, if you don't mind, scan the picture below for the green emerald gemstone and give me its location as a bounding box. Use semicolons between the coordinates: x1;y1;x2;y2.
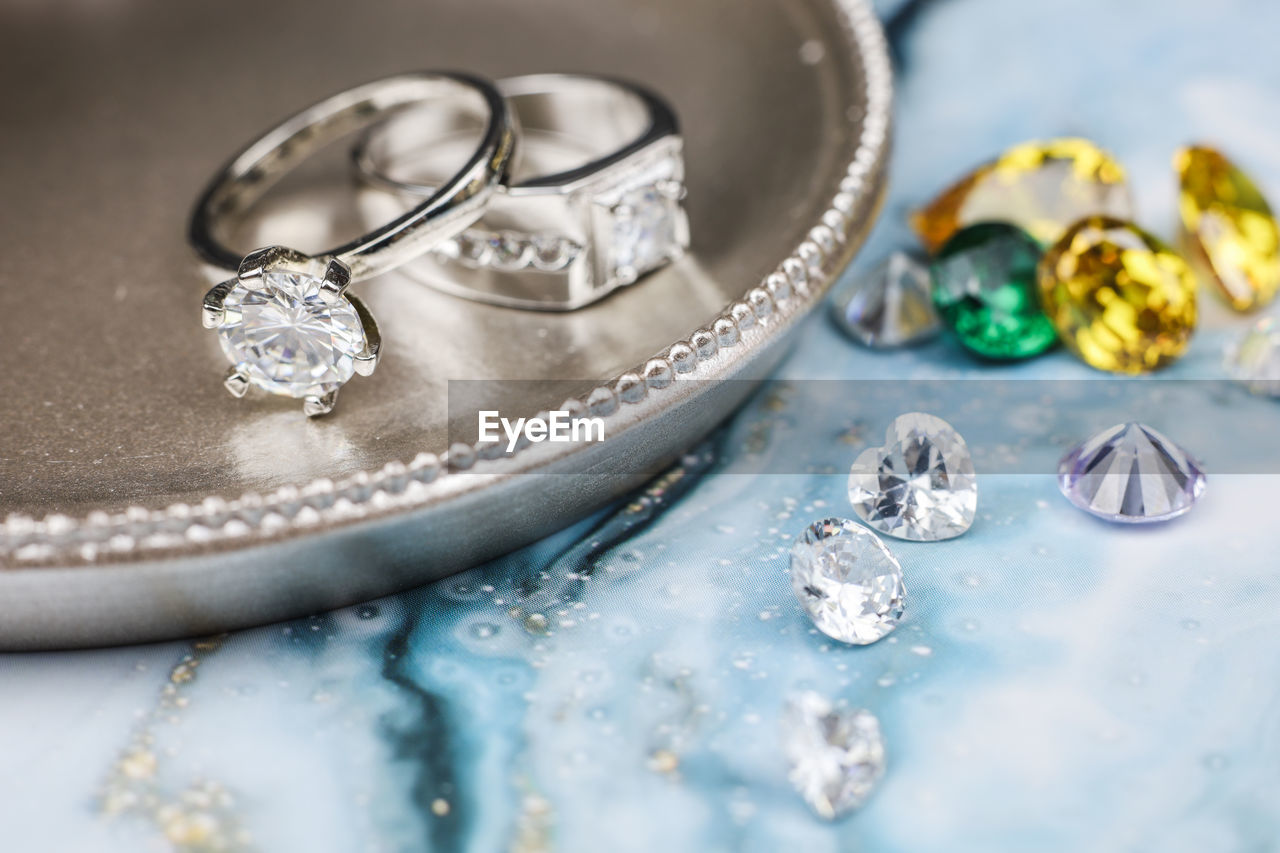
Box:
930;222;1058;360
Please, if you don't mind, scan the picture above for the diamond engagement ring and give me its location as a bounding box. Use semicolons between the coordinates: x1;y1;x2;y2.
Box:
188;71;515;415
354;73;689;311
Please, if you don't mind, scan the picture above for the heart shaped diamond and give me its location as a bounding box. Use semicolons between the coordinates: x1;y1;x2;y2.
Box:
847;413;977;541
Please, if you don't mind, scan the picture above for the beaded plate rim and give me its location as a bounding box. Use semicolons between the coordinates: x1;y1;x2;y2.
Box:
0;0;892;568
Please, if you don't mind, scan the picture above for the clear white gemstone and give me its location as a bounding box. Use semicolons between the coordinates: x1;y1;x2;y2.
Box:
848;413;977;541
829;252;941;348
1058;422;1206;523
782;691;886;819
1225;317;1280;397
488;232;530;271
611;184;679;279
217;270;365;399
790;518;905;644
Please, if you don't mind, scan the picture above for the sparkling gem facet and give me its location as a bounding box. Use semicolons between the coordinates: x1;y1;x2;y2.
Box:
790;518;906;644
217;271;365;398
1176;145;1280;312
1058;422;1206;523
912;138;1133;253
1225;317;1280;396
1039;216;1197;374
829;252;941;348
782;691;886;820
930;222;1058;360
610;175;682;282
848;413;977;541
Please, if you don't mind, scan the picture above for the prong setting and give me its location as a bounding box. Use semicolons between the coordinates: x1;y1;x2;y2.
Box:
202;280;233;329
224;367;250;398
321;258;352;298
207;247;374;415
303;391;338;417
348;293;382;377
238;245;311;285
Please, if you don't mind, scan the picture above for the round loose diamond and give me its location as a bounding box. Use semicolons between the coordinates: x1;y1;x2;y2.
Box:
790;518;905;645
1058;422;1206;523
848;413;978;541
782;691;886;819
218;271;365;398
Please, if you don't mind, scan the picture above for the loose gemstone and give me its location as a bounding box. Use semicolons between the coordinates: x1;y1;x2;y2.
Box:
1058;422;1206;523
912;138;1133;253
1224;317;1280;396
848;413;977;541
829;251;941;348
790;518;906;644
1175;145;1280;312
930;222;1058;360
217;270;365;398
1039;217;1197;374
782;691;886;820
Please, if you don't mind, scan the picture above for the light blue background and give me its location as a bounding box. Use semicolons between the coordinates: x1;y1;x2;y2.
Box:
4;1;1280;850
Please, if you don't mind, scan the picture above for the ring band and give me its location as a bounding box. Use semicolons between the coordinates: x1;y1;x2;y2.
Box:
190;71;514;417
354;73;689;311
189;70;515;281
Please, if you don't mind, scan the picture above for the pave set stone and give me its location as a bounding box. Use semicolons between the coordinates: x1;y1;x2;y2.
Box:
440;155;686;291
217;270;366;399
448;229;582;272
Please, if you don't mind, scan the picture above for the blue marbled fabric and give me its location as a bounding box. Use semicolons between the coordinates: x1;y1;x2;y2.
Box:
4;1;1280;850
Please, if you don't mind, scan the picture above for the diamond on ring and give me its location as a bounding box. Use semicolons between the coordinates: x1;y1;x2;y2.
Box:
202;246;380;416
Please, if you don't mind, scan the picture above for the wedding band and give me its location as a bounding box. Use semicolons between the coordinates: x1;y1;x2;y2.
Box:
190;71;515;416
354;73;690;311
189;71;514;280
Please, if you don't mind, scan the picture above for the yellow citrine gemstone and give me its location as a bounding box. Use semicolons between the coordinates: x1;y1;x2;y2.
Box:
1175;145;1280;312
1039;217;1197;374
912;138;1133;253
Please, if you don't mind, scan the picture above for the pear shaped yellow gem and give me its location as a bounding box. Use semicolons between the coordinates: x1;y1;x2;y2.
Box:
912;138;1133;253
1039;217;1197;374
1175;145;1280;312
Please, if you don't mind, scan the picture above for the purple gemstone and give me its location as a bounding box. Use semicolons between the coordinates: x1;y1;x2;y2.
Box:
1058;422;1206;523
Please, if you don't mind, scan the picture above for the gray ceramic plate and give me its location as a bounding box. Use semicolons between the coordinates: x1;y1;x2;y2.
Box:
0;0;890;649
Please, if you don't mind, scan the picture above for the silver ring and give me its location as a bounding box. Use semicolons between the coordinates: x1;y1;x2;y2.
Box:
189;71;515;416
354;73;690;311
